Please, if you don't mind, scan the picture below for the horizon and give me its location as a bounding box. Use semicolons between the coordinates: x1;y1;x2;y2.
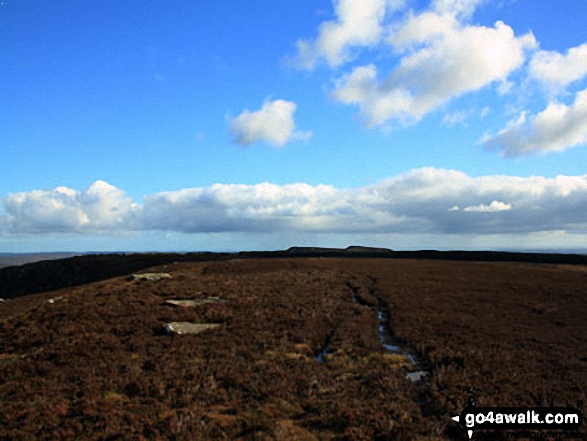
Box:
2;1;587;253
3;246;587;256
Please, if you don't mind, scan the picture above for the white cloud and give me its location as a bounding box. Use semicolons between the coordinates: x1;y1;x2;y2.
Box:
358;168;587;234
2;181;140;234
482;88;587;156
294;0;405;70
4;169;587;238
142;182;346;233
529;43;587;90
331;10;536;127
198;168;586;235
229;99;312;147
463;200;512;212
137;173;409;234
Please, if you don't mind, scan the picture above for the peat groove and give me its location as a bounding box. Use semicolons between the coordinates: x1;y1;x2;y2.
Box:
316;325;337;363
348;283;430;383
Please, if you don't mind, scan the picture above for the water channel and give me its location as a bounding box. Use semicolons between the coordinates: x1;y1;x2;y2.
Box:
350;284;429;382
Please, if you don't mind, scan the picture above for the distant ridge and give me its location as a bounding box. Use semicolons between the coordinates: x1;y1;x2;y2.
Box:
286;246;394;257
238;246;395;258
345;245;393;252
239;247;587;264
1;247;586;299
0;252;81;269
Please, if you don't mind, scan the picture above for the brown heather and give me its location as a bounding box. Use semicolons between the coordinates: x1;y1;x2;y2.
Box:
1;256;585;440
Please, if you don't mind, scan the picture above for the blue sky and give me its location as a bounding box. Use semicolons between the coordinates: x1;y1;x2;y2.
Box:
1;0;587;252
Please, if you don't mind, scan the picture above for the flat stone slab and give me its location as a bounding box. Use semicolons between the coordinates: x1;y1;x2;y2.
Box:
128;273;171;282
163;322;221;335
165;297;227;307
406;370;428;382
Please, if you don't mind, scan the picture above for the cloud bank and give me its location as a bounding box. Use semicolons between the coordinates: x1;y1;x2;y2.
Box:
3;169;587;238
229;99;312;147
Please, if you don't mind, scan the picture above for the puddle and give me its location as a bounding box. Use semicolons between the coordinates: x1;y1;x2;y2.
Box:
378;312;406;354
350;285;429;383
316;347;332;363
316;327;336;363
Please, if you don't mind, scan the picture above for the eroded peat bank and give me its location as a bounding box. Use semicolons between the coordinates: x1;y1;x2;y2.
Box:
1;258;586;440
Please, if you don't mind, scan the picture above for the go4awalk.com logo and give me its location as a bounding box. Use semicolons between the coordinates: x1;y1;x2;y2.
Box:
451;392;583;439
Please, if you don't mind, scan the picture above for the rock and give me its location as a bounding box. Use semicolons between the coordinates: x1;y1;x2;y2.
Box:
165;297;227;307
47;296;63;304
163;322;221;335
128;273;171;282
406;370;428;382
0;298;5;303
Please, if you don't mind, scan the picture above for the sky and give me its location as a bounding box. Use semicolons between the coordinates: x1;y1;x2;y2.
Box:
1;0;587;253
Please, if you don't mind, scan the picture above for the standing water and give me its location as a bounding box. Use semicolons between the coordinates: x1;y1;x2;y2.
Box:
350;285;428;382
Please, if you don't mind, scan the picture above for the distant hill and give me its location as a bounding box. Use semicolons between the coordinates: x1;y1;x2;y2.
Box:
240;246;587;263
0;253;81;269
238;246;395;258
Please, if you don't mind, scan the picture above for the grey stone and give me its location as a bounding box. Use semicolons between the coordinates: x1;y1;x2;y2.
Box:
406;370;428;382
163;322;221;335
165;297;227;307
128;273;171;282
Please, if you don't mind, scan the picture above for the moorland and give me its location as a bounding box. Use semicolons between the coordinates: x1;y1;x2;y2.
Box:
1;248;586;440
